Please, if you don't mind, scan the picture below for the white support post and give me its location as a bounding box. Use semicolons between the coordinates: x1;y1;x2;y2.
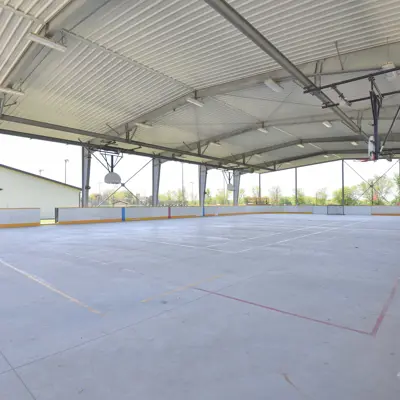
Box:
233;170;241;206
199;165;208;210
81;147;91;207
152;158;161;206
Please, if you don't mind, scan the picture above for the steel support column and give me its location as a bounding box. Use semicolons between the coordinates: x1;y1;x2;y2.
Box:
152;158;161;207
258;173;261;199
341;160;345;206
199;165;208;211
295;167;298;205
81;147;91;207
233;170;241;206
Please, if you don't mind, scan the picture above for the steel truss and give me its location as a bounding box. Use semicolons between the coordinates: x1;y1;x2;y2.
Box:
304;67;400;160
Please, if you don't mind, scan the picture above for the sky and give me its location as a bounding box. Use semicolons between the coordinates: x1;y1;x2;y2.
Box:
0;134;399;201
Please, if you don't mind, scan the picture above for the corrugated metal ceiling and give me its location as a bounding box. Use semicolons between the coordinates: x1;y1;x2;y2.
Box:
0;0;71;84
71;0;400;88
1;0;400;170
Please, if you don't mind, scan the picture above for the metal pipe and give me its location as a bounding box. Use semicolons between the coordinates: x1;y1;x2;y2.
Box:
305;67;400;92
64;159;69;183
0;114;242;165
203;0;367;139
347;90;400;105
381;105;400;152
295;167;298;205
341;160;345;206
181;162;185;203
258;173;261;199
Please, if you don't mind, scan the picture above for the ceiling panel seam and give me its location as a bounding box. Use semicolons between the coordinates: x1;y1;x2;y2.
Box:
62;29;194;92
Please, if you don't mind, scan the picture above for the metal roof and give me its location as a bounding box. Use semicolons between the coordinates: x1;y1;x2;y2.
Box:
1;0;400;173
0;163;81;190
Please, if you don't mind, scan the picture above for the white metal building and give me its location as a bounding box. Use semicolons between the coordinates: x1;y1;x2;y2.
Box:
0;163;80;219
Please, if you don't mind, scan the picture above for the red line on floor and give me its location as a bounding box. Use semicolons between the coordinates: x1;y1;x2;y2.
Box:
371;278;399;337
195;287;370;336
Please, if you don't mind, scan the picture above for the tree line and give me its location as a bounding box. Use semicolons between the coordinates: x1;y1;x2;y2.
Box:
248;174;400;206
88;174;400;207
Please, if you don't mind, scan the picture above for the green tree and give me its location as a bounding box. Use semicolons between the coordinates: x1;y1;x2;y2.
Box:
358;175;394;205
205;188;213;205
279;196;292;205
251;186;260;197
332;186;359;205
394;174;400;204
239;188;246;204
215;188;228;205
268;186;282;205
315;188;328;205
294;188;306;205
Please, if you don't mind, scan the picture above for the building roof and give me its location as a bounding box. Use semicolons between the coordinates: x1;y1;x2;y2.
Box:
0;1;400;172
0;163;81;191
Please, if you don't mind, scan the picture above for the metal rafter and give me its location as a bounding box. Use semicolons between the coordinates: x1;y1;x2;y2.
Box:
0;127;233;170
0;120;261;170
249;148;400;170
1;0;111;88
105;41;400;137
0;114;242;165
0;3;44;24
203;0;368;140
222;134;400;163
158;106;400;158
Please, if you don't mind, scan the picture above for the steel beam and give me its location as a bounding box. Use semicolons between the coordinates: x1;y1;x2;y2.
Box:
108;41;400;137
152;158;161;207
0;115;246;166
341;160;345;206
159;106;400;157
233;170;241;206
203;0;367;140
0;126;236;171
222;133;400;163
81;147;91;207
251;148;400;170
199;165;208;210
2;0;110;87
0;3;43;24
62;30;190;92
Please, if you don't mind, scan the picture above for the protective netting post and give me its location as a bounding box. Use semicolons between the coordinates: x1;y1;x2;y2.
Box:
199;165;208;211
81;147;91;207
152;158;161;207
233;170;241;206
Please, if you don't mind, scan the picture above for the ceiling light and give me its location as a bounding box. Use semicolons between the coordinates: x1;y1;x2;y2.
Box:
211;142;221;146
351;141;358;146
27;33;67;52
135;122;152;129
297;144;305;148
186;97;204;107
257;127;268;133
0;86;24;96
273;126;295;137
255;154;263;158
323;155;329;158
284;162;292;165
264;78;283;92
322;121;332;128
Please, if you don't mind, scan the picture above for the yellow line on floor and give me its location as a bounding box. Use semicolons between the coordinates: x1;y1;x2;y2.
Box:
0;258;101;314
141;275;222;303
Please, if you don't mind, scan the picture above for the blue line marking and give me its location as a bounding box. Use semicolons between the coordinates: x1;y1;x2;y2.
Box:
122;207;126;222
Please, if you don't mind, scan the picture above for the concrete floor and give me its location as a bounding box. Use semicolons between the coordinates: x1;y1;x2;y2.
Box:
0;214;399;399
